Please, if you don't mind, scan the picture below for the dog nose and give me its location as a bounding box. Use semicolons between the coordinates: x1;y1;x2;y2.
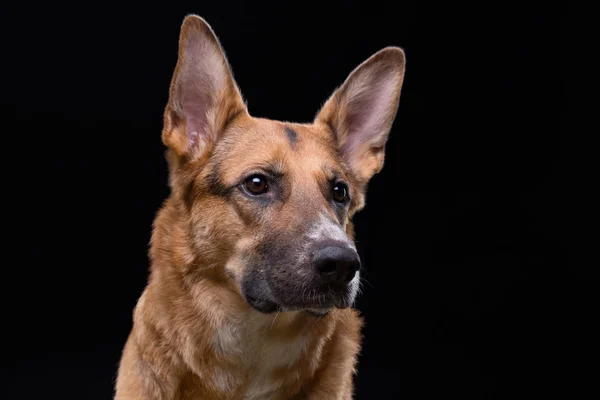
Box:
312;246;360;284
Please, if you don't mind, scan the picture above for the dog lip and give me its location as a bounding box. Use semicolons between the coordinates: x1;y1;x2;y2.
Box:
306;309;331;317
245;295;280;314
268;283;356;311
281;293;349;311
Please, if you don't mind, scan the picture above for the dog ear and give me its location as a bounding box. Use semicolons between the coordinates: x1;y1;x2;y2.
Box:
162;15;247;159
315;47;405;187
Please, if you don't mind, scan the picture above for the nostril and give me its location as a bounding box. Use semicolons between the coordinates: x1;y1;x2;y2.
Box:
316;260;338;275
342;260;360;282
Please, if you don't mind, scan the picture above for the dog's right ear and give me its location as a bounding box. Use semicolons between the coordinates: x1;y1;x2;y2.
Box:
162;15;247;160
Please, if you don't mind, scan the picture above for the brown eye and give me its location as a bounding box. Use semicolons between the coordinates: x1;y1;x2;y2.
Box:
332;182;349;203
244;175;268;195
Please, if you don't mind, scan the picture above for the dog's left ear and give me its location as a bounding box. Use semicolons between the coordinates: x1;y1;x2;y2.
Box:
315;47;405;187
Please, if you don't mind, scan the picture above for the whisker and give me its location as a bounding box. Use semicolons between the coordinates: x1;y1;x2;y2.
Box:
360;275;373;288
270;311;280;332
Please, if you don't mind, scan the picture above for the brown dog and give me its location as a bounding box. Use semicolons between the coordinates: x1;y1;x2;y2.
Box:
114;14;405;400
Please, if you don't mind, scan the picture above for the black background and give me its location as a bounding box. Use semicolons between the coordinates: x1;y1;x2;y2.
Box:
2;1;570;399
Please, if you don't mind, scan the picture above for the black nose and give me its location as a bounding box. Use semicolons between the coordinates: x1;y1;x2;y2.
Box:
312;245;360;284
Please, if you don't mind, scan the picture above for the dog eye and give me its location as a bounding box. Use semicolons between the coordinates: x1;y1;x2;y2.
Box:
332;182;349;203
244;174;269;195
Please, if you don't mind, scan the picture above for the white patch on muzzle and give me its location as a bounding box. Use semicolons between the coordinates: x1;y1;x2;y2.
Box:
306;213;355;249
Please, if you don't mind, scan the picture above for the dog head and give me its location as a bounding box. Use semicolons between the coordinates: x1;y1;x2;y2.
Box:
161;16;405;315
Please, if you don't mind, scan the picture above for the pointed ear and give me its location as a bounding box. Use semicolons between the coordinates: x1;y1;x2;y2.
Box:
315;47;405;187
162;15;247;159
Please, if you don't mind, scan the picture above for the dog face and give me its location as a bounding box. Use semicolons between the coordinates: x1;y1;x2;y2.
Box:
161;16;405;314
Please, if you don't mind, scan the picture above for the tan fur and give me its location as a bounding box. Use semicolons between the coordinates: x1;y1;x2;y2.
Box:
115;15;405;400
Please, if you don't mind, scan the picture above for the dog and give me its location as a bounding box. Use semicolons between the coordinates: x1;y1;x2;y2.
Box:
114;14;405;400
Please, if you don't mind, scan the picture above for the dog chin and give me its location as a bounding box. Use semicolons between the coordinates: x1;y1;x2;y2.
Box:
245;294;328;315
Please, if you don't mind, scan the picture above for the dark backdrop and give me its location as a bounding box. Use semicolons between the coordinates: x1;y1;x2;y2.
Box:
2;2;567;399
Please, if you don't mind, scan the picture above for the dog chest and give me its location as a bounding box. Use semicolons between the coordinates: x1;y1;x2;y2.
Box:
211;316;310;398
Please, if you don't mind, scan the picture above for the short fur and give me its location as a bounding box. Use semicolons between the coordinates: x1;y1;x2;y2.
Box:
115;15;405;400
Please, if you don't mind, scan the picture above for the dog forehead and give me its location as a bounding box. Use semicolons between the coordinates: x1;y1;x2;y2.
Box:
217;117;340;181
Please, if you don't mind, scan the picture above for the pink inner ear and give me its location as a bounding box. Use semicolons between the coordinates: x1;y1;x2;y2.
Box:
340;74;399;157
181;87;211;149
175;29;227;151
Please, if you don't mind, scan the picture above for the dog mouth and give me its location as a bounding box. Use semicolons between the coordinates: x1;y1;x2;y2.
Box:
244;285;355;315
241;266;360;315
